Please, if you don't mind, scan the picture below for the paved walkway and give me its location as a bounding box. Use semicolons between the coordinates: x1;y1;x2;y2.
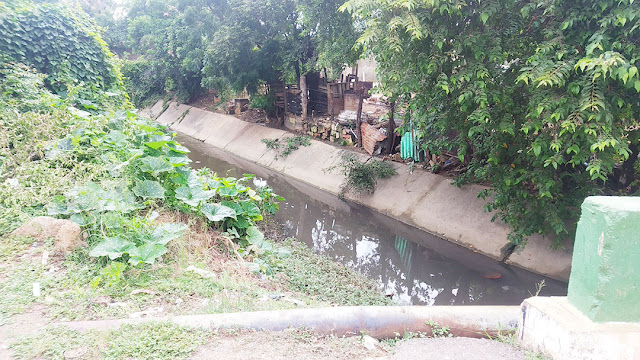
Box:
386;337;527;360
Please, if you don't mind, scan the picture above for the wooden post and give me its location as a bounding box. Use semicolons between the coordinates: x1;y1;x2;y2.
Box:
386;101;396;155
355;88;364;148
282;80;288;128
300;74;308;120
328;84;334;119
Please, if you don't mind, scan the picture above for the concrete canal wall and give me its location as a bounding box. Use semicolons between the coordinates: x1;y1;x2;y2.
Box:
143;101;572;281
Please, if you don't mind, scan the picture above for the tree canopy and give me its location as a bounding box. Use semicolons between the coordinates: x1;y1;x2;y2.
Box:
86;0;361;103
341;0;640;246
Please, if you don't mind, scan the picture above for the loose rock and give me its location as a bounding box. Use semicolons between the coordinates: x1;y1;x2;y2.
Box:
10;216;85;255
64;346;88;359
362;335;379;351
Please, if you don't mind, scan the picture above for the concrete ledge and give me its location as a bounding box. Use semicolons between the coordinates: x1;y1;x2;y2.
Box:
148;100;572;281
519;297;640;360
507;238;572;282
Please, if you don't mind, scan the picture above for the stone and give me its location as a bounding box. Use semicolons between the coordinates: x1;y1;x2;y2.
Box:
64;346;88;359
362;335;378;350
10;216;85;256
567;196;640;322
55;221;84;255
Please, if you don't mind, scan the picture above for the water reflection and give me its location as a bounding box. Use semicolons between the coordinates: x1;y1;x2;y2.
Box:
178;134;567;305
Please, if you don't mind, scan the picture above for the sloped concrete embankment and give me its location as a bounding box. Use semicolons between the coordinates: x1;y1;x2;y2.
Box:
143;101;571;281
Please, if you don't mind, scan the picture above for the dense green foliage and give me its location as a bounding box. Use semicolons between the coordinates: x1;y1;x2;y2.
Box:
342;0;640;246
201;0;361;93
7;0;640;250
122;0;214;103
0;0;122;94
85;0;360;105
0;61;281;271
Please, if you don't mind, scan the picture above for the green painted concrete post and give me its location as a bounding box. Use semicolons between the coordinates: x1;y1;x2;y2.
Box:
568;196;640;322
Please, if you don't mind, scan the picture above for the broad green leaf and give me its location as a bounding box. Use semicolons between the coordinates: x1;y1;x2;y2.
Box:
132;180;165;199
68;107;91;119
144;135;178;149
201;204;237;222
89;236;136;260
45;138;73;159
150;223;188;245
70;213;96;226
175;186;216;207
168;156;192;167
480;12;489;25
246;226;264;245
128;243;168;265
207;179;223;190
219;186;239;197
221;201;244;215
166;143;190;154
47;195;71;215
241;201;262;219
533;144;541;157
103;189;143;213
134;122;162;132
104;130;128;145
140;156;173;173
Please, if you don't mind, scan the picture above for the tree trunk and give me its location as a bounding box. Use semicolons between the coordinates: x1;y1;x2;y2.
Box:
281;79;287;128
300;74;308;120
386;101;396;154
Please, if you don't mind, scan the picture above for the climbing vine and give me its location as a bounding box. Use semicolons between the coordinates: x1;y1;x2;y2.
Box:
0;1;122;93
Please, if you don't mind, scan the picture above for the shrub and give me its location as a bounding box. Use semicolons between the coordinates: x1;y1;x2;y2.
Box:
331;154;396;195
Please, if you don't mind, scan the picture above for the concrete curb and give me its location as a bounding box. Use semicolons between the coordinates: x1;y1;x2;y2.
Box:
147;101;571;281
519;297;640;360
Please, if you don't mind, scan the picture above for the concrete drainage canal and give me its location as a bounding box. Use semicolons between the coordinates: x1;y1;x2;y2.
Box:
178;134;567;306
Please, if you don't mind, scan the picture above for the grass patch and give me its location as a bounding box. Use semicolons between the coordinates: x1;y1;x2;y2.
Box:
269;239;392;306
11;326;101;360
104;322;209;360
487;329;553;360
11;322;208;360
0;215;332;324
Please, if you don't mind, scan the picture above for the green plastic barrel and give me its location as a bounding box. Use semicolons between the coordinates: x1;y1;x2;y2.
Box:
400;131;421;161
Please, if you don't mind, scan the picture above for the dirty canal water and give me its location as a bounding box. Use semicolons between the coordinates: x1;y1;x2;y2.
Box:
177;134;568;306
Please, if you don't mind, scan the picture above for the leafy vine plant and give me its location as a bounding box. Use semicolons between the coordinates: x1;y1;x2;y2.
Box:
0;1;123;94
341;0;640;247
46;111;284;270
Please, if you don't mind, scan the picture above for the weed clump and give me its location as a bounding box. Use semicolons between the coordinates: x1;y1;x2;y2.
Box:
261;135;311;158
331;154;396;195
